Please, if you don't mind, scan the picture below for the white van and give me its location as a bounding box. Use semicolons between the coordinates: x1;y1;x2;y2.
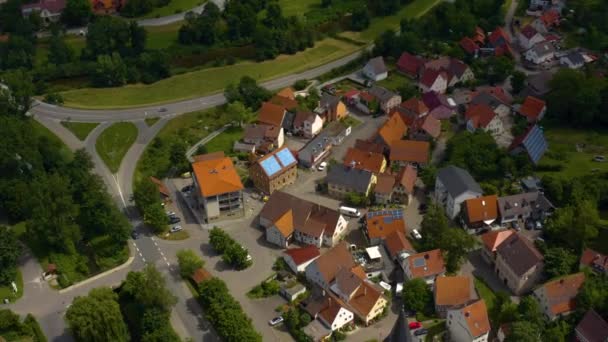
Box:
411;229;422;240
339;206;361;218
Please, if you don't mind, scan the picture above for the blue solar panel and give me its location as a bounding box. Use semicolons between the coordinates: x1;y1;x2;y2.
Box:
260;156;281;177
413;258;426;268
523;126;548;164
276;148;296;167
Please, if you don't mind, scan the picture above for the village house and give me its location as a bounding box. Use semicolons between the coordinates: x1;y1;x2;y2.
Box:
293;111;323;138
191;152;244;223
305;242;355;289
21;0;65;22
364;209;406;246
376;113;408;148
460;37;480;56
326;165;377;199
397;52;425;78
509;125;549;165
389;140;430;168
465;103;504;136
383;230;415;262
249;147;297;195
495;233;544;295
518;25;546;50
149;176;171;204
461;195;499;232
283;245;321;273
447;300;491;342
559;50;586;69
518;96;546;123
316;93;348;122
363;56;388;81
533;272;585;321
497;191;554;227
260;191;348;248
419;69;448;94
270;87;299;110
575;309;608;342
409;114;441;141
422;91;457;120
241;124;284;152
488;27;514;57
434;165;483;219
480;229;516;264
423;57;475;87
368;86;402;114
435;276;477;318
526;71;554;96
469;89;512;119
525;41;556;64
303;294;355;333
398;97;429;124
297;121;351;168
579;248;608;275
401;249;446;285
258;101;288;128
343;147;387;175
373;165;417;205
91;0;125;14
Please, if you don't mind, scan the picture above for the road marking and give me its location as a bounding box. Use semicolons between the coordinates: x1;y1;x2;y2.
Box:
111;174;127;209
153;241;158;246
150;236;155;241
166;262;170;267
142;257;146;263
139;252;143;257
160;251;164;257
162;256;168;262
135;247;140;252
132;242;136;247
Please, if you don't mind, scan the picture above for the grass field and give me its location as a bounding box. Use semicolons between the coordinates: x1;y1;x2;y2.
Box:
278;0;319;17
61;121;99;141
340;0;442;42
538;127;608;178
139;0;204;19
60;38;361;108
96;122;139;173
376;72;412;92
199;126;243;155
474;277;497;314
0;270;23;303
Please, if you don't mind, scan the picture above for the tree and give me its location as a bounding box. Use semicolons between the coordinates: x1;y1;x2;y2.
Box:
510;70;526;94
133;179;167;233
576;273;608;318
223;243;250;270
48;33;75;65
545;200;599;251
0;226;21;285
123;265;177;312
209;227;232;254
224;76;271;110
176;249;204;278
66;287;129;342
439;228;476;273
543;247;578;279
226;101;254;127
402;278;433;313
92;53;128;87
351;8;371;31
0;70;35;116
505;321;541;342
61;0;92;27
140;308;180;342
445;130;510;181
138;51;170;83
517;296;545;329
419;203;450;250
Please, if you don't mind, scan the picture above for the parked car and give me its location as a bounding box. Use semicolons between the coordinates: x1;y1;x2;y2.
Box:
168;216;181;224
414;328;429;336
535;221;543;230
269;316;284;326
511;221;520;231
181;185;193;192
317;161;328;171
170;225;182;233
409;322;422;329
525;220;534;230
593;155;606;162
166;211;176;217
411;229;422;240
379;281;391;292
131;230;139;239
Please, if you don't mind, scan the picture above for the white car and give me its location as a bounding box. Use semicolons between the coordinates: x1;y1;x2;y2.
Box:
379;281;392;292
170;225;183;233
317;161;327;171
166;211;176;217
269;316;284;326
411;229;422;240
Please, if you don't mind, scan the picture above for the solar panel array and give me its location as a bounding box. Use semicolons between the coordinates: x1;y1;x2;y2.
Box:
260;148;297;177
276;148;296;167
413;257;426;268
523;125;548;165
367;209;404;220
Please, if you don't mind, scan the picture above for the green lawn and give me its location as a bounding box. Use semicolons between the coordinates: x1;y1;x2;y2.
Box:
138;0;204;19
278;0;319;17
61;121;99;141
0;269;23;303
376;72;412;93
145;22;183;49
199;126;243;155
474;277;497;313
33;121;73;161
538;127;608;178
341;115;362;128
340;0;442;42
96;122;139;173
60;38;361;109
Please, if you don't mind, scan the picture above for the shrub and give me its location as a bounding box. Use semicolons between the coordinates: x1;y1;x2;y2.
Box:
44;93;64;105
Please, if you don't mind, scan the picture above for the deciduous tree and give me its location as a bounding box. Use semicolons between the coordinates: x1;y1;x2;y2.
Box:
177;249;204;278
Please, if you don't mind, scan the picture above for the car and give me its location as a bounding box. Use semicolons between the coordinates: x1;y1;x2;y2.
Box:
593;155;606;162
269;316;284;326
317;161;328;171
411;229;422;240
535;221;543;230
379;281;391;292
181;185;193;192
170;225;182;233
158;107;168;112
408;321;422;329
414;328;429;336
166;211;176;216
511;221;520;231
168;216;181;224
131;230;139;239
535;236;545;243
525;220;534;230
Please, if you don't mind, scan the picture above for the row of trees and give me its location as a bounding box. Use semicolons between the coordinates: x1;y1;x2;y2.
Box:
0;77;130;287
0;226;21;286
0;310;47;342
209;227;252;270
133;178;168;233
66;266;180;342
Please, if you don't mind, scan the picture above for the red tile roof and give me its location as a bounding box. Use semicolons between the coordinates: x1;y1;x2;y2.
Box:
149;176;170;198
284;245;321;266
460;37;479;54
407;249;446;279
389;140;430;164
419;69;446;88
366;210;407;240
464;195;499;223
343;148;386;174
489;27;511;46
519;96;546;121
397;52;425;77
520;24;540;39
481;229;515;252
384;230;414;259
460;300;491;338
400;98;429;117
378;113;408;146
258;102;286;127
412;115;441;139
580;248;608;272
465;104;496;129
542;273;585;315
397;164;417;194
435;276;474;306
191;267;213;284
192;154;244;197
540;9;560;27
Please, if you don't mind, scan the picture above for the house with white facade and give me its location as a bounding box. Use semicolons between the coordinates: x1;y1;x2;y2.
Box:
283;245;321;273
434;166;483;219
525;41;556;64
447;300;491;342
518;25;546;50
363;57;388;81
419;69;448;94
293;111;323;138
533;273;585;321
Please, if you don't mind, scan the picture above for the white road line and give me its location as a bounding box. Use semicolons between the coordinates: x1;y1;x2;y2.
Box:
150;237;155;241
162;256;168;262
111;174;127;209
139;252;143;257
153;241;158;246
166;262;170;267
132;242;136;247
160;251;164;257
135;247;140;252
142;257;146;263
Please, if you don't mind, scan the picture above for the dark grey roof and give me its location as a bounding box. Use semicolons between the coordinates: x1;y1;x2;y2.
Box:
521;176;542;192
498;192;554;218
320;93;340;110
496;234;543;277
470;92;505;110
369;86;399;103
326;165;374;193
529;41;555;58
436;165;482;197
298;130;333;163
384;308;413;342
563;51;585;66
366;56;388;75
282;111;296;130
527;71;553;95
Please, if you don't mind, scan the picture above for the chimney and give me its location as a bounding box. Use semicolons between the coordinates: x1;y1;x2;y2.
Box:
424;254;430;259
465;311;470;318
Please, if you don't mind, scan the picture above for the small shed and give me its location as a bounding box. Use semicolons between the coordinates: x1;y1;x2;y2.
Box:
366;246;383;261
280;283;307;302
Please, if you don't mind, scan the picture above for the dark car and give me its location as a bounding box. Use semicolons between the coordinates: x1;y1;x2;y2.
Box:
131;230;139;239
168;216;181;224
181;185;193;192
414;328;428;336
